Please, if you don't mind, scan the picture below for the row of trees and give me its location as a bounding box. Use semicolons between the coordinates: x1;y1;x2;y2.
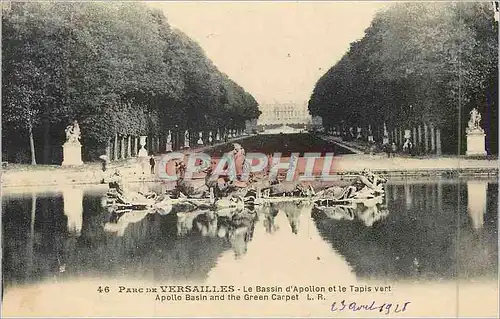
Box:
309;2;498;154
2;2;260;164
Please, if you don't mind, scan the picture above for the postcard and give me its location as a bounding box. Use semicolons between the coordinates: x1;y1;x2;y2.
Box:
1;1;498;318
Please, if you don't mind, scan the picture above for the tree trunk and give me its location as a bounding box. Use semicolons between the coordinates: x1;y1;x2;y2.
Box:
28;123;36;165
113;133;118;160
42;119;50;164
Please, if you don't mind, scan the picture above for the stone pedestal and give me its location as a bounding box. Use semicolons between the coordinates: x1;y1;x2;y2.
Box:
368;135;374;142
383;136;389;145
166;142;173;152
62;142;83;166
466;131;487;156
138;136;148;158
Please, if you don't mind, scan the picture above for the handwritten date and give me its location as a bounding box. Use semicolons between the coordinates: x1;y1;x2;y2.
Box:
331;300;411;315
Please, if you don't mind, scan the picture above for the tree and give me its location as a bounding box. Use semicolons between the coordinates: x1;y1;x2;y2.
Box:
2;2;260;163
308;2;498;154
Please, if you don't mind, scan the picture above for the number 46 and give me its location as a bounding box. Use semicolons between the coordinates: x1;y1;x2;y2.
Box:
97;286;110;293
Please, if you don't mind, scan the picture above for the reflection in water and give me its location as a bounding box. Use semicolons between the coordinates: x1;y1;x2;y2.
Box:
262;204;279;234
63;187;83;236
313;196;388;227
404;182;412;209
176;207;258;259
206;201;357;286
26;193;36;275
354;197;389;227
467;180;487;230
226;210;257;259
313;181;497;280
104;211;151;237
2;180;498;289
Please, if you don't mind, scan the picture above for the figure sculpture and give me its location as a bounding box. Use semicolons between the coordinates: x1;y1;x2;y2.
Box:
467;108;483;132
314;169;385;201
65;120;81;144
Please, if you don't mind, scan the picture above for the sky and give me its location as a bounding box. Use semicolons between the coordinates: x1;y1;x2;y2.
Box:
147;1;389;107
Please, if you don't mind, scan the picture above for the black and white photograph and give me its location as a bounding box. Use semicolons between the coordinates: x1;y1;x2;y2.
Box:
1;1;499;317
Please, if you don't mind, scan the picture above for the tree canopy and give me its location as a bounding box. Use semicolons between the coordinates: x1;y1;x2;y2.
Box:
2;2;260;163
308;2;498;154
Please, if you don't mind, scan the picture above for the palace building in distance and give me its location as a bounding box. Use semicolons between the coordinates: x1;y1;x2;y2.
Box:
258;102;313;126
256;101;323;132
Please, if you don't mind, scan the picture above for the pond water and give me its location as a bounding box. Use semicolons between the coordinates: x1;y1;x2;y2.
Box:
2;178;497;291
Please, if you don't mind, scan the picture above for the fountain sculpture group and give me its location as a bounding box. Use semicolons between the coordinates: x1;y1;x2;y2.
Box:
102;139;388;236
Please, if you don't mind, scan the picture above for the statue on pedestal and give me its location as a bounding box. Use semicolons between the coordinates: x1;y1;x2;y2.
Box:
62;120;83;166
166;130;173;152
184;130;190;149
466;108;486;156
197;132;204;145
209;131;213;144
